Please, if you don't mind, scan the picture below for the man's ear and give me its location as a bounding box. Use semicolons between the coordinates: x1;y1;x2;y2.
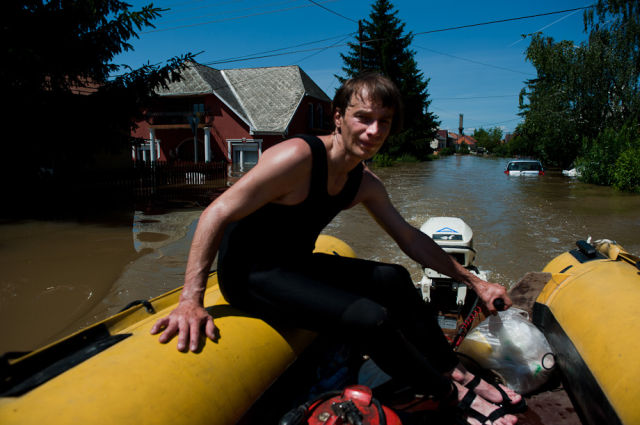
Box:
333;108;342;130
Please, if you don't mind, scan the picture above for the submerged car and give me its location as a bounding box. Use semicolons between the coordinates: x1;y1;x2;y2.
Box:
504;160;544;176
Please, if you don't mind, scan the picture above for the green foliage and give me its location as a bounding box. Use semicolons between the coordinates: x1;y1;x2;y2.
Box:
372;153;395;167
518;0;640;171
491;143;512;157
613;147;640;192
439;146;456;156
1;1;193;175
473;127;503;153
337;0;439;160
576;124;640;187
458;143;470;155
396;153;419;163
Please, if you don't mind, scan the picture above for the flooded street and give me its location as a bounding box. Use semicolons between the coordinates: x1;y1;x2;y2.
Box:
2;155;640;354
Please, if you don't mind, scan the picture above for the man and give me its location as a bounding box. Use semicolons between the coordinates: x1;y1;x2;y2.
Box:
151;73;522;425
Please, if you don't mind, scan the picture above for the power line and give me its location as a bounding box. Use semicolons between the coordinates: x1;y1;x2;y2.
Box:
413;6;593;36
157;0;304;25
168;6;594;67
141;1;323;33
415;44;534;76
290;35;353;65
306;0;357;23
433;94;519;101
203;42;351;65
204;32;355;65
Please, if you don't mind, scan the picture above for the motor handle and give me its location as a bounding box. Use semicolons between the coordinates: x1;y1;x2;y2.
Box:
493;298;506;311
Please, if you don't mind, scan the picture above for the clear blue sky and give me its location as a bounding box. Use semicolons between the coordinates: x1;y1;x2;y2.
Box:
114;0;592;135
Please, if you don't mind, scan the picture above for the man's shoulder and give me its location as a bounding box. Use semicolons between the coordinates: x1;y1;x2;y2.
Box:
361;164;384;186
354;165;388;203
256;137;314;177
263;137;313;160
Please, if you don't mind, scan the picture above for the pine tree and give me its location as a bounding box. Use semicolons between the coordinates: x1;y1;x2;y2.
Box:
337;0;439;159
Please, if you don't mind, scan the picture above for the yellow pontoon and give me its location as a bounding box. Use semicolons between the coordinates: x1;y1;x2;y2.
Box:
533;239;640;425
0;235;355;425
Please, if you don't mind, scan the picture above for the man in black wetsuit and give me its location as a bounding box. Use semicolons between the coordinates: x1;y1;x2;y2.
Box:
151;73;523;425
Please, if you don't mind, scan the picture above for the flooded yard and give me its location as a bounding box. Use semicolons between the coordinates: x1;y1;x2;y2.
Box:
2;155;640;354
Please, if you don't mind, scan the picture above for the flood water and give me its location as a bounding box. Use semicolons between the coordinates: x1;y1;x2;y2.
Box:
2;155;640;354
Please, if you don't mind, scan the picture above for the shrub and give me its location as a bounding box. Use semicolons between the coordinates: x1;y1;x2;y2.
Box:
613;147;640;192
372;153;395;167
576;124;639;187
439;146;456;156
396;153;420;163
492;143;512;157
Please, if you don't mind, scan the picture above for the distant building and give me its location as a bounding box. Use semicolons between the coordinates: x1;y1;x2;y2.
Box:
431;129;449;150
454;134;478;151
132;61;331;171
504;132;516;144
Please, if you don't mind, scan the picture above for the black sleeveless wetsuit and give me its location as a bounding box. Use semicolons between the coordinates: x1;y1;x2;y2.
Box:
218;134;456;396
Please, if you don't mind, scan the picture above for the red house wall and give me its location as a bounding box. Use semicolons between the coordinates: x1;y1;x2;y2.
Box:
133;94;331;161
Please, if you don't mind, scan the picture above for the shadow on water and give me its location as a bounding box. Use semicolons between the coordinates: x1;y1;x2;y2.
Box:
0;191;211;354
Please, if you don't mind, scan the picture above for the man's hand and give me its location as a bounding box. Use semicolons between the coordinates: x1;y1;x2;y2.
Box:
150;300;218;352
476;280;512;314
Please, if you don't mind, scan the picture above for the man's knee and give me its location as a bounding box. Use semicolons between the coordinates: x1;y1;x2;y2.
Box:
341;298;390;334
371;263;413;293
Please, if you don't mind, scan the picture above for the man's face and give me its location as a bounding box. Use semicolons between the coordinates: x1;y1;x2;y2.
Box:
335;91;394;160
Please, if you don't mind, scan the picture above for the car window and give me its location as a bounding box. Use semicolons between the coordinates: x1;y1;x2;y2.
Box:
508;161;541;171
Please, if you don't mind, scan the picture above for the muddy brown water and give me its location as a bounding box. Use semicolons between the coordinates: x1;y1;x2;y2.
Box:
2;155;639;354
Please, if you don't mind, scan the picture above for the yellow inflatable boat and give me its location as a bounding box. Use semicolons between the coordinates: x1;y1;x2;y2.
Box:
0;235;356;425
533;239;640;425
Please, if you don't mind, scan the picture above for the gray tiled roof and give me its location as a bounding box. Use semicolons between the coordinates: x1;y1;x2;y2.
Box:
156;61;330;134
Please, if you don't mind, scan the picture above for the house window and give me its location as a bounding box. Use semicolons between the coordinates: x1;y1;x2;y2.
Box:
308;103;314;128
227;139;263;174
316;104;324;129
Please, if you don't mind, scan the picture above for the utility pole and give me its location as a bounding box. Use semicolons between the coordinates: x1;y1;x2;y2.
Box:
359;20;363;71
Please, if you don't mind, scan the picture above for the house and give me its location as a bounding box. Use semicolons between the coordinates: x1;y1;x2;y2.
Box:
454;134;477;151
132;61;332;172
431;129;449;150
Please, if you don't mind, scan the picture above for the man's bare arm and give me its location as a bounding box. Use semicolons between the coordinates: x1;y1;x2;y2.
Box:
150;139;314;351
355;169;511;312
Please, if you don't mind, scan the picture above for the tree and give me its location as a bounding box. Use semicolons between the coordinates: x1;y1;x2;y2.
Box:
1;0;192;210
518;0;640;173
337;0;439;160
517;35;582;168
473;127;503;153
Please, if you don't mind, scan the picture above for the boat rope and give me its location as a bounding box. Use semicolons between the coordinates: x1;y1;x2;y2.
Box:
451;297;482;349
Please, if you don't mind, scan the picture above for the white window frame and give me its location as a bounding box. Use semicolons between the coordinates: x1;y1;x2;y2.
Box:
227;138;263;172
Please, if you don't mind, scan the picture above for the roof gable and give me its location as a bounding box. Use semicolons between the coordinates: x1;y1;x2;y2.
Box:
455;135;477;145
156;61;330;134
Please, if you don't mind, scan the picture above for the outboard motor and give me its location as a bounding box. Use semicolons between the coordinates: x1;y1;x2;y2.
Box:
416;217;487;341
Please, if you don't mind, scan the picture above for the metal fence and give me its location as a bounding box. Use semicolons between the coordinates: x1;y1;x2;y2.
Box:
21;161;227;210
132;161;227;204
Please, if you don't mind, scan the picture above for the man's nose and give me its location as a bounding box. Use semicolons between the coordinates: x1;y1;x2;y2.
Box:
367;120;380;135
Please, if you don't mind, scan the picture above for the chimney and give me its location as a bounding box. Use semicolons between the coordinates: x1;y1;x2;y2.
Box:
459;114;464;136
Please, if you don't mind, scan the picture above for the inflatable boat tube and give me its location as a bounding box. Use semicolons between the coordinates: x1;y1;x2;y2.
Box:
0;234;356;425
533;239;640;425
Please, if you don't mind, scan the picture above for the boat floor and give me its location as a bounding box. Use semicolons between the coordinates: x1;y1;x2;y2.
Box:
507;272;582;425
